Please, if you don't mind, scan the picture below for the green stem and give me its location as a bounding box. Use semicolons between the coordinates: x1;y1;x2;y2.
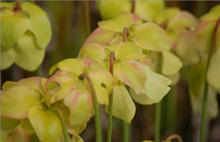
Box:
123;121;130;142
55;104;69;142
200;17;220;142
154;53;162;142
107;52;115;142
35;66;43;76
155;102;161;142
78;73;102;142
84;1;91;35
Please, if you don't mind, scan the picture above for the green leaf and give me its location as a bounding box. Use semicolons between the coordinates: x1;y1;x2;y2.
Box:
1;15;28;48
207;49;220;89
1;85;40;119
130;66;171;105
115;42;146;60
63;87;93;133
1;47;15;70
106;84;135;123
98;1;131;20
14;31;45;71
162;51;183;76
114;61;146;94
131;23;171;51
135;1;164;22
90;70;114;105
98;13;142;33
29;15;52;48
5;125;30;142
28;107;62;142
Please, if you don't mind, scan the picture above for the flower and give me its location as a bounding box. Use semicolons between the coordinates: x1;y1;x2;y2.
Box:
1;2;52;71
1;77;63;142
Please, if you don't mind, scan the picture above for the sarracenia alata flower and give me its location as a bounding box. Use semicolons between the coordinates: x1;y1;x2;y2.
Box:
1;77;63;142
1;2;52;71
78;41;172;123
47;57;114;132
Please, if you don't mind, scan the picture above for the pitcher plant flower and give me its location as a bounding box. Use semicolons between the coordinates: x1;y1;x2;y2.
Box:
1;2;52;71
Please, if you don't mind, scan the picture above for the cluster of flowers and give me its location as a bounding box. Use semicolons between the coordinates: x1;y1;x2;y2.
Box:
1;1;220;142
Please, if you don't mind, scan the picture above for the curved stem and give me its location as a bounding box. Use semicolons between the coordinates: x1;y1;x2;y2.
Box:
107;52;115;142
165;134;183;142
78;73;102;142
154;53;162;142
14;0;22;12
55;104;69;142
200;17;220;142
131;0;136;14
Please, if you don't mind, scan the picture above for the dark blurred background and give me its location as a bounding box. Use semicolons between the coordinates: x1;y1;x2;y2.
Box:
1;1;220;142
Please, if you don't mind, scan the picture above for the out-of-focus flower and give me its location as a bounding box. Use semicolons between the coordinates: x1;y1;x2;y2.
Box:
1;2;52;71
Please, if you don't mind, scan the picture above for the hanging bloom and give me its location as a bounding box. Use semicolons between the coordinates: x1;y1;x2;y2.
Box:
78;41;171;123
1;2;52;71
1;77;63;142
85;12;171;52
47;57;114;133
195;4;220;90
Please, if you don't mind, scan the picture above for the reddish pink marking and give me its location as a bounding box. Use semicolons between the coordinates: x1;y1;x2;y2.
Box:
72;92;80;106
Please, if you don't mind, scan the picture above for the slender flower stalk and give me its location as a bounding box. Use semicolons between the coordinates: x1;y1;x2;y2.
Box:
84;1;91;34
55;104;69;142
200;17;220;142
154;53;162;142
78;73;102;142
131;0;136;14
107;52;115;142
123;27;129;42
14;0;22;12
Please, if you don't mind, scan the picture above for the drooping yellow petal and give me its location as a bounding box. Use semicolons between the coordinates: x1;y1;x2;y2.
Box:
135;1;164;22
162;51;183;76
176;31;200;65
14;31;45;71
1;85;40;119
207;49;220;89
114;61;147;94
98;1;131;20
106;84;135;123
196;21;215;53
98;13;142;33
200;4;220;21
1;14;28;48
115;42;146;60
1;47;15;70
63;87;93;133
28;15;52;48
78;42;106;62
28;107;62;142
131;23;171;51
130;66;171;105
5;125;29;142
84;28;116;45
89;70;114;105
